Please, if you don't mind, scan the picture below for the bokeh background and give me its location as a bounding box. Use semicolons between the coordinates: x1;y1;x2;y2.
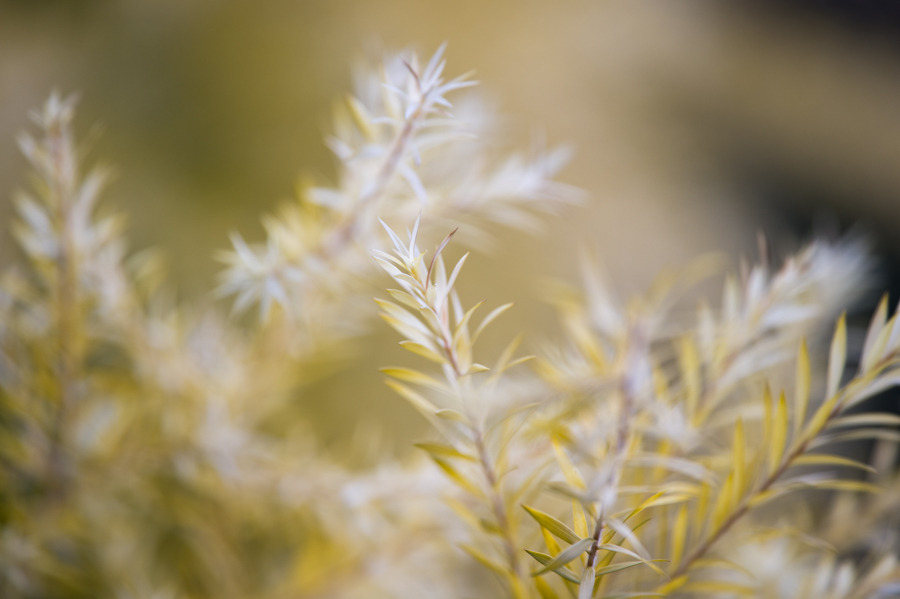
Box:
3;0;900;457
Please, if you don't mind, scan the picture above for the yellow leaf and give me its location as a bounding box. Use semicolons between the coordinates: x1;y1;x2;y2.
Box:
794;340;810;434
792;453;875;473
399;340;446;364
572;500;590;539
711;472;734;531
553;439;586;490
826;313;847;399
461;543;508;576
679;337;701;419
769;391;788;475
381;367;442;388
671;504;688;569
384;379;439;421
414;442;476;462
535;576;561;599
432;457;481;496
861;294;890;371
524;505;581;545
732;419;746;497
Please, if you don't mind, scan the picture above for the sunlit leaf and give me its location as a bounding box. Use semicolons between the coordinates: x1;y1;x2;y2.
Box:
523;505;581;545
531;538;594;576
826;313;847;400
526;550;580;584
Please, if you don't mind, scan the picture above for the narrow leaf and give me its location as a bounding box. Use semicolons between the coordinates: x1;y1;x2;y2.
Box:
794;340;810;433
531;538;595;576
525;550;580;584
523;505;581;545
826;313;847;399
578;567;595;599
414;442;476;462
461;544;507;576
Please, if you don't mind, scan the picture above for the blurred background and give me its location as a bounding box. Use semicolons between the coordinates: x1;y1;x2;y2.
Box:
3;0;900;456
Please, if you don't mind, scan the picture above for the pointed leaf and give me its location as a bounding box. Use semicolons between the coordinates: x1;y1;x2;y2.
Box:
531;538;595;576
826;314;847;399
794;340;811;434
525;550;580;583
523;505;581;545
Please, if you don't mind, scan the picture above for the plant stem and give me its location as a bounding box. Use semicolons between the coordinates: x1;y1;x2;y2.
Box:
46;115;80;501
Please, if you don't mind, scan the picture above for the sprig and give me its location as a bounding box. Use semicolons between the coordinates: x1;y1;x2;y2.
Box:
375;217;541;598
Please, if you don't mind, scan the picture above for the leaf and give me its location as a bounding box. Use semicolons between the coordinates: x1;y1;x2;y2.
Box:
671;503;688;569
794;340;810;434
710;471;735;531
605;517;654;564
800;391;842;446
861;294;889;371
473;302;514;343
434;408;469;423
525;550;580;584
593;544;651;568
461;544;508;576
446;252;469;294
811;427;900;448
432;458;481;495
387;288;424;310
381;367;442;388
770;391;788;475
535;576;561;599
552;440;586;491
453;300;485;346
828;412;900;429
732;418;746;497
594;560;650;577
385;380;439;419
792;453;875;474
771;477;882;495
523;505;581;545
577;566;595;599
679;337;701;418
414;442;475;462
826;313;847;399
573;500;590;539
531;538;595;576
427;227;458;284
399;340;446;364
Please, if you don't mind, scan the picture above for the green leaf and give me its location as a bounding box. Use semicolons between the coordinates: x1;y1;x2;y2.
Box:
523;505;580;545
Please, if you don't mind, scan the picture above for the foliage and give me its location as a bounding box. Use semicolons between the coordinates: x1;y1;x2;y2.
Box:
2;46;900;599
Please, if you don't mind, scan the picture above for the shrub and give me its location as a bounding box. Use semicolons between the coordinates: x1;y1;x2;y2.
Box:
1;45;899;599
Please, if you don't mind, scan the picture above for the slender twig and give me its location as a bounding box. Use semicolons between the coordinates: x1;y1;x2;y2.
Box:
45;113;80;501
